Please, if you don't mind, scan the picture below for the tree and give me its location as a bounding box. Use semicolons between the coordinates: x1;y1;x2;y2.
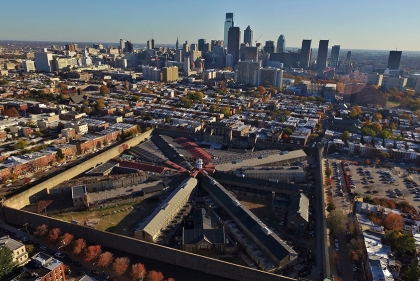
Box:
14;139;29;150
327;210;347;234
83;245;102;263
377;129;393;140
95;99;105;110
47;228;61;245
112;257;130;276
25;244;35;256
257;86;266;95
57;149;64;160
131;263;147;280
58;82;68;91
34;224;48;237
72;238;86;255
325;167;332;178
209;105;217;113
283;127;293;136
99;85;110;96
145;270;164;281
378;151;390;160
97;251;114;268
372;112;382;121
4;108;19;117
220;106;231;118
131;96;140;102
59;233;74;249
327;203;336;212
349;106;362;119
383;213;404;231
404;259;420;281
341;131;350;142
309;134;319;140
103;139;109;146
0;247;13;279
361;126;376;137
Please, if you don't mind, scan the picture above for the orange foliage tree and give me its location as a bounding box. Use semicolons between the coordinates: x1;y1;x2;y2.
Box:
72;238;87;255
112;257;130;276
34;224;48;237
83;245;102;263
145;270;164;281
47;228;61;245
97;252;114;268
131;263;146;280
383;213;404;231
59;233;74;249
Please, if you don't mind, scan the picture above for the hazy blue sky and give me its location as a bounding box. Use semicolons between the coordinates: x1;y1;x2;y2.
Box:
1;0;419;50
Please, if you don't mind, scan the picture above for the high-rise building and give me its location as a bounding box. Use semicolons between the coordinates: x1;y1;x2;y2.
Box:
240;47;258;61
175;49;183;62
120;39;126;53
205;43;211;53
254;67;283;88
387;51;402;70
176;37;179;50
190;44;198;51
227;27;241;66
299;40;312;69
316;40;329;70
224;13;234;49
237;60;261;85
264;41;276;54
345;51;352;65
93;43;104;50
183;41;190;53
151;39;155;49
125;41;134;53
162;66;179;82
198;39;206;52
226;54;233;68
147;40;152;50
330;45;340;69
277;35;285;53
66;44;76;52
212;40;223;47
190;50;201;62
184;56;191;76
22;60;36;72
34;52;54;72
244;26;253;47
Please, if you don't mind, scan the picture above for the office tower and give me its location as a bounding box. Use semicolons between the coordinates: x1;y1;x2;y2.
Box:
65;44;76;52
125;41;134;53
254;67;283;88
345;51;351;65
227;27;241;66
120;39;126;53
162;66;179;82
34;52;54;72
151;39;155;49
277;35;285;53
264;41;276;54
176;37;179;50
205;43;211;53
22;60;36;72
330;45;340;69
183;41;190;53
226;54;233;68
237;60;261;85
244;26;253;47
93;43;103;50
299;40;312;69
240;47;258;61
198;39;206;52
190;50;201;62
147;40;152;50
175;49;183;62
191;44;198;51
224;13;235;49
211;40;223;47
316;40;329;70
387;51;402;70
184;56;191;76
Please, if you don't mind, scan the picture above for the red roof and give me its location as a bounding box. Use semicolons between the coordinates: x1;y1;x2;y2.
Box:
174;137;212;164
118;160;172;174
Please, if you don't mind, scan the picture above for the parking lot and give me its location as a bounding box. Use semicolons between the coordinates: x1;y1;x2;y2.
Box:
344;162;420;207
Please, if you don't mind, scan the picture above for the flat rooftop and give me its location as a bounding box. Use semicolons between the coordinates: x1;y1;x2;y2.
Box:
86;162;119;175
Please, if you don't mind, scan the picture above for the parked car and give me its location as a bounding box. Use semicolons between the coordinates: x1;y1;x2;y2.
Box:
73;261;82;267
91;270;100;275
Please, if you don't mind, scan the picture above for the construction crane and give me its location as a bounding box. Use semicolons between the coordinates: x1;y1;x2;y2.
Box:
255;34;263;45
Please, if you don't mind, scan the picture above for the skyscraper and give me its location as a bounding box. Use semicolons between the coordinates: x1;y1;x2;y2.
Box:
244;26;253;47
151;39;155;49
227;26;241;66
345;51;352;65
125;41;134;53
176;37;179;50
387;51;402;70
264;41;276;54
120;39;126;53
237;60;261;85
316;40;329;70
299;40;312;69
198;39;206;52
330;45;340;69
183;41;190;53
34;52;54;72
147;40;152;50
224;13;234;49
276;35;285;53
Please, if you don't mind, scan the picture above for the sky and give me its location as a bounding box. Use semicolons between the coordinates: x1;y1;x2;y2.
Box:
1;0;420;51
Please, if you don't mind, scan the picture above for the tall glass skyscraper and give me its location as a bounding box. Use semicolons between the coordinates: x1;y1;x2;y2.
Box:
316;40;329;70
244;25;253;46
227;26;241;66
330;45;340;69
276;35;285;53
224;13;234;49
299;39;312;69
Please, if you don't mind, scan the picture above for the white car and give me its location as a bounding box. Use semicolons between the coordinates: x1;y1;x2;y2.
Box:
335;246;340;252
55;252;65;259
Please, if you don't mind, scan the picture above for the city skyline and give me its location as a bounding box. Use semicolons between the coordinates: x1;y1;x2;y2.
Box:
1;0;420;51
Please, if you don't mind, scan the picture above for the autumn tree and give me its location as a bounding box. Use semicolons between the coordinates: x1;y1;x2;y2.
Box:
383;213;404;231
325;178;334;186
341;130;350;142
59;233;74;249
112;257;130;276
257;86;266;95
47;228;61;245
72;238;87;255
4;108;19;117
34;224;48;237
349;106;362;119
327;210;347;234
220;106;231;118
145;270;164;281
325;167;332;178
97;251;114;268
83;245;102;263
14;139;29;150
99;85;110;96
131;263;146;280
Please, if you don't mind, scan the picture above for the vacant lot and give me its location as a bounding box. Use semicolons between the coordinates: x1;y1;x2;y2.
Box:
51;196;160;235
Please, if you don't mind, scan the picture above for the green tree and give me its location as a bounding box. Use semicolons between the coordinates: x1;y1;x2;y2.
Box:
341;130;350;142
377;129;393;140
209;105;217;113
95;99;105;110
0;246;14;279
99;85;110;96
327;210;347;234
361;126;376;137
14;139;29;150
309;134;319;140
57;149;64;160
103;139;109;146
404;259;420;281
378;151;390;160
220;107;231;118
26;244;35;256
326;203;336;212
131;96;140;102
349;106;362;119
283;128;293;135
